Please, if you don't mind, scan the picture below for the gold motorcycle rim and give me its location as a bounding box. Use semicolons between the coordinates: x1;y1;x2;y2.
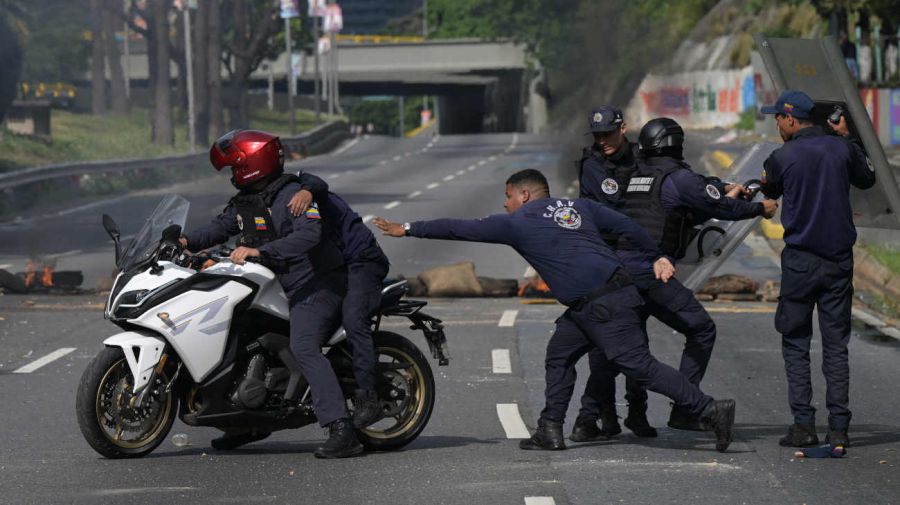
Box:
95;358;173;449
361;346;428;440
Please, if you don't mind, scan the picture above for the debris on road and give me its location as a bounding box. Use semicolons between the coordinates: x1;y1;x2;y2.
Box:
699;274;760;301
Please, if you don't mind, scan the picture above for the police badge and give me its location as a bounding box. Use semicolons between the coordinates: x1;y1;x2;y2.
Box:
705;184;721;200
601;178;619;195
553;206;582;230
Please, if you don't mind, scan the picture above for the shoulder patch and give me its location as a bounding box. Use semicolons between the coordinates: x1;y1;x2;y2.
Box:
304;203;322;220
601;178;619;195
705;184;721;200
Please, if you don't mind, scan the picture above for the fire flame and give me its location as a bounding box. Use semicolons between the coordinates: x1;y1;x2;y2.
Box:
23;259;54;289
24;259;36;288
42;265;54;287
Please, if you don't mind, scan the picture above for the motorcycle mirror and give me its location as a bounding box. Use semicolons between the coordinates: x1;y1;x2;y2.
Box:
161;224;182;243
102;214;123;267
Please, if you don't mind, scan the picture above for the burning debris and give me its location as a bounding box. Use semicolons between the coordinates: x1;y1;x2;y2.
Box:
0;257;83;294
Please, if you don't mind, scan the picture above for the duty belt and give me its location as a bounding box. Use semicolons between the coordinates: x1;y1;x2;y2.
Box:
569;269;633;310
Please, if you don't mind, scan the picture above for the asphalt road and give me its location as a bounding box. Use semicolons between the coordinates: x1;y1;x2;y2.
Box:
1;130;898;505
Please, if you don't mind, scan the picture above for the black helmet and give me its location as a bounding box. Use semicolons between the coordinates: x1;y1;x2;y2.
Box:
638;118;684;154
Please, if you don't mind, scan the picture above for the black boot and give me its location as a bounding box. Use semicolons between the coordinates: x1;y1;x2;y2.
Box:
825;429;849;448
570;416;607;442
519;418;566;450
598;407;622;438
668;404;704;431
352;389;384;429
700;399;736;453
624;403;657;438
778;423;819;448
314;418;364;459
211;430;271;450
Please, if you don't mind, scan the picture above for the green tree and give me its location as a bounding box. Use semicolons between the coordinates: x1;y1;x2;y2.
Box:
0;0;26;123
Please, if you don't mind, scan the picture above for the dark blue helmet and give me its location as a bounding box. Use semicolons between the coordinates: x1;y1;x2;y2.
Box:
638;118;684;154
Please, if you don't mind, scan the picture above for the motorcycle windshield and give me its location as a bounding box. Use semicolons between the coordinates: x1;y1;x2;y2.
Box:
120;195;190;272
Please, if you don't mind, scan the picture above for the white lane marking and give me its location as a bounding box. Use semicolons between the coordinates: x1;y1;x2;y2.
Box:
0;264;12;269
362;215;374;223
332;137;361;156
378;160;388;165
456;169;465;176
392;155;402;161
478;160;487;166
496;403;531;439
13;347;77;374
467;165;477;171
408;190;422;198
443;175;455;181
327;173;341;179
489;155;497;161
383;201;401;210
404;152;412;157
524;498;556;505
492;349;512;374
426;182;440;190
48;249;82;259
498;310;518;327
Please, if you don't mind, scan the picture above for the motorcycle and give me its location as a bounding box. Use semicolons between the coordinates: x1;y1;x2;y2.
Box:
76;195;450;459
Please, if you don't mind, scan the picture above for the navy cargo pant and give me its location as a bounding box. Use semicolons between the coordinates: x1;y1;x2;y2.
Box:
343;245;390;392
578;271;717;419
541;285;713;424
777;246;854;431
290;271;348;427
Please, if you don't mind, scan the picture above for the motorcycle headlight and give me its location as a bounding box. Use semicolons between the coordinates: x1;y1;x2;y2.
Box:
117;289;150;307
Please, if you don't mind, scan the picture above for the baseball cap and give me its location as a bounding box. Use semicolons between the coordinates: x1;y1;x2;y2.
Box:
587;106;624;133
760;90;815;119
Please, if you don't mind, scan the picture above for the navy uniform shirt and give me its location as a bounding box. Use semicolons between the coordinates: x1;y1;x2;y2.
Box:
615;156;763;274
579;141;640;208
761;126;875;261
297;171;380;263
184;181;326;299
408;197;660;307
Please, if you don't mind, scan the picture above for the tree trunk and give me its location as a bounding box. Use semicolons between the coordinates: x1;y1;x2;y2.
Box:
150;0;173;145
208;0;224;137
104;0;128;115
90;0;107;115
192;0;210;146
225;0;278;131
174;9;188;113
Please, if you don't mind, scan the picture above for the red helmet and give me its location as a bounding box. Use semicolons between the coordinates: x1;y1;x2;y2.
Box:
210;130;284;189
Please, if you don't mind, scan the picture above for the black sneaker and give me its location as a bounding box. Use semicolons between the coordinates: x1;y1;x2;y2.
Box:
211;430;271;450
520;418;566;450
668;404;704;431
778;423;819;448
598;408;622;438
570;416;608;442
825;429;850;448
624;404;658;438
352;389;385;429
700;399;736;453
314;418;364;459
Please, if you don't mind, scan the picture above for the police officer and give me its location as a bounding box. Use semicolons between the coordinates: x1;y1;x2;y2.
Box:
372;169;738;453
286;173;391;428
758;90;875;448
578;105;639;210
573;117;778;443
181;130;362;459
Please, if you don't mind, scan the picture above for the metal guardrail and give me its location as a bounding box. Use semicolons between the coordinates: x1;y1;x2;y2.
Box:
0;120;351;191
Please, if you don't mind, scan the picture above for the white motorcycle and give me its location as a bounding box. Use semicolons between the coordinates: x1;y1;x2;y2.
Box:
76;195;450;458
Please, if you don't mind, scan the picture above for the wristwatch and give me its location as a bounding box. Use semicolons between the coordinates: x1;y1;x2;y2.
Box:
402;222;411;236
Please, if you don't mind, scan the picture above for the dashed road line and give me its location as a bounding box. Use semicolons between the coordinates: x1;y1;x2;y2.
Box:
362;215;374;223
378;160;388;165
443;175;455;181
492;349;512;374
327;173;341;179
392;155;402;161
331;137;361;156
489;155;497;161
524;498;556;505
456;169;465;176
408;190;422;198
426;182;440;190
0;264;12;269
383;201;401;210
498;310;518;327
496;403;530;439
467;165;477;171
478;160;487;166
404;152;412;157
13;347;77;374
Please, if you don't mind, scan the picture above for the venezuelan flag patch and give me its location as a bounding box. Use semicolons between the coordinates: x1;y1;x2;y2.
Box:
254;217;268;230
304;206;321;220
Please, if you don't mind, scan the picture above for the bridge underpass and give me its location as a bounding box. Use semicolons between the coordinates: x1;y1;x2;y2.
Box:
256;39;546;135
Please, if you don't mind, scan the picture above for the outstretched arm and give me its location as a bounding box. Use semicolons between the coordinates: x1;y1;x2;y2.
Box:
373;214;516;245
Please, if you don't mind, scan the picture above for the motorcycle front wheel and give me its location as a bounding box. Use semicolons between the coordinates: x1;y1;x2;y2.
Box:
356;331;436;451
76;347;177;458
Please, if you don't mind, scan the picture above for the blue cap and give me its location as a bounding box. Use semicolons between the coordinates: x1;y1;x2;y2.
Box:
588;106;624;133
760;90;815;119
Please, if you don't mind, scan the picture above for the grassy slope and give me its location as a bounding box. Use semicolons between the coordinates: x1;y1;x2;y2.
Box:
0;107;327;171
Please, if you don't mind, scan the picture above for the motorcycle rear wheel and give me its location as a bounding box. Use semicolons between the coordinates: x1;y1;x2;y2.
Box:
76;347;177;458
356;331;435;451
